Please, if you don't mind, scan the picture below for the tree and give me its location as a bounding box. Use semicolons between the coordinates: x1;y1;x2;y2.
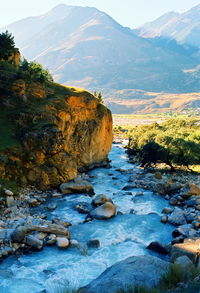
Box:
139;141;174;170
93;91;104;104
20;60;53;82
0;31;15;60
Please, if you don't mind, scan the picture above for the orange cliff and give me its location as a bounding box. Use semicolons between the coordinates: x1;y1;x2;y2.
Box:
0;74;113;189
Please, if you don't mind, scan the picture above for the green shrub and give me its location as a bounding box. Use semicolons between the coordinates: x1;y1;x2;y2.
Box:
127;119;200;170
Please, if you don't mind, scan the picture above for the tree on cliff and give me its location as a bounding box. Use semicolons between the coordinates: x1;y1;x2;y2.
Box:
94;91;104;104
0;31;15;60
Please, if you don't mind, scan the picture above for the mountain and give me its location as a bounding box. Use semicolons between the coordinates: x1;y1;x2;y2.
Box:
136;4;200;48
1;4;200;114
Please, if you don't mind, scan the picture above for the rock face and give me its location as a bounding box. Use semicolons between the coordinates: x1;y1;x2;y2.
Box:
79;255;170;293
0;71;112;189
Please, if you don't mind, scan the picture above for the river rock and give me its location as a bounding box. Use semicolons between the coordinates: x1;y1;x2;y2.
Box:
168;208;187;226
60;179;94;195
87;239;100;248
156;182;182;195
4;189;14;196
172;224;197;238
6;196;16;208
90;202;116;220
170;238;200;264
25;235;43;250
56;237;69;248
27;224;70;238
181;183;200;199
162;207;173;214
79;255;170;293
75;202;92;214
91;194;113;207
11;226;27;242
147;241;168;255
46;234;56;245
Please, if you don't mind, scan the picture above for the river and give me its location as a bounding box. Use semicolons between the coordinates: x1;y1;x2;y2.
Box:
0;143;174;293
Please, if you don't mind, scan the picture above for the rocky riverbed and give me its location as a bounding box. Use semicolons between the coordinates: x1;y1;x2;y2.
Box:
0;143;199;292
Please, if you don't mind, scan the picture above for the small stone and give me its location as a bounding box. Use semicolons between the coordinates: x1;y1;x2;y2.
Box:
46;234;56;245
196;205;200;211
161;216;168;223
4;190;14;196
26;235;43;250
135;191;143;196
75;202;92;214
169;196;178;206
162;207;173;214
56;237;69;249
36;232;47;240
92;194;113;207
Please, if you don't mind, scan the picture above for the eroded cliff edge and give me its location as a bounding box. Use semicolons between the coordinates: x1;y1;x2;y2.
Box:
0;72;112;189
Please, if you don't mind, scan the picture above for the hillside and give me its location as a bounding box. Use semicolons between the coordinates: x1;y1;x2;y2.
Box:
1;4;199;96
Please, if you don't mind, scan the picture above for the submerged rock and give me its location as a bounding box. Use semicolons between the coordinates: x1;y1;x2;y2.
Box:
79;255;170;293
90;202;116;220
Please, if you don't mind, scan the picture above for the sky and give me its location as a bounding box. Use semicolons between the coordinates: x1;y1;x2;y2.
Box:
0;0;199;28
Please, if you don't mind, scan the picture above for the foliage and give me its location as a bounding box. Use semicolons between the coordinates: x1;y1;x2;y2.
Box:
0;31;15;60
20;59;53;82
94;91;104;104
127;119;200;169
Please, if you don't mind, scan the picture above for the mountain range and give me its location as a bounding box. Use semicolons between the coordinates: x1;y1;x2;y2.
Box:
1;4;200;113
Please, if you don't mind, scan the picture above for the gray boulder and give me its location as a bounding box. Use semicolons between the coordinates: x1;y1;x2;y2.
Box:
25;235;43;250
90;202;116;220
11;226;27;242
168;208;187;226
79;255;170;293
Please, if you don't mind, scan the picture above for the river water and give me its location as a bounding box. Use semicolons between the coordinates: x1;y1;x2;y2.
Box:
0;144;174;293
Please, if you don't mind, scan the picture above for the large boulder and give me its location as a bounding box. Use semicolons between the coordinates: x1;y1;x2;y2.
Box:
79;255;170;293
90;202;116;220
60;179;94;195
168;208;187;226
